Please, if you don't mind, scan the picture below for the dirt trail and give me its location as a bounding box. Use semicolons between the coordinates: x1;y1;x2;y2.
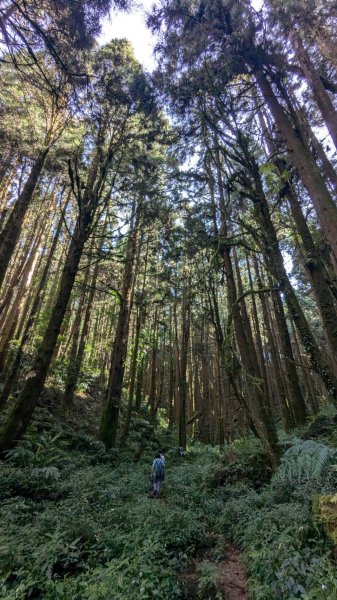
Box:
180;540;248;599
218;546;247;599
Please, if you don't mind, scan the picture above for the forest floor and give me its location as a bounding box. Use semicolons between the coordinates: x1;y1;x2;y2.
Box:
1;398;337;599
180;541;247;599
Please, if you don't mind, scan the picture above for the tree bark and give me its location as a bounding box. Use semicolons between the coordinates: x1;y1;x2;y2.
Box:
289;28;337;153
286;185;337;362
62;260;93;409
257;107;337;360
99;212;140;449
0;204;66;409
148;306;159;422
120;237;148;442
214;155;280;466
252;257;294;430
0;207;93;451
178;277;191;450
0;149;48;290
0;220;45;373
256;69;337;262
120;305;144;441
237;130;337;403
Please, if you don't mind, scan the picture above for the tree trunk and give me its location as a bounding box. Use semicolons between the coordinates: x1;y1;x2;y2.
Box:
120;308;142;441
0;207;93;451
286;185;337;362
257;107;337;359
0;148;48;290
62;216;106;408
256;69;337;262
245;256;274;407
252;257;294;430
134;354;145;413
0;213;42;330
289;315;319;414
0;204;66;409
99;213;140;449
178;278;191;450
0;155;19;215
0;222;44;373
198;319;212;444
214;156;280;466
120;238;148;442
245;149;337;403
167;305;175;429
148;306;159;422
62;260;93;409
289;28;337;152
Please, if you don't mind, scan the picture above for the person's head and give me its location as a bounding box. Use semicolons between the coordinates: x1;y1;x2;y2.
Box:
155;452;161;459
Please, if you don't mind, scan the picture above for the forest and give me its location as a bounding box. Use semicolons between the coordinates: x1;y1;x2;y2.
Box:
1;0;337;598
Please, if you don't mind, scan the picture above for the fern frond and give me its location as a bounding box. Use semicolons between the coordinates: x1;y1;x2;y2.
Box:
273;440;337;488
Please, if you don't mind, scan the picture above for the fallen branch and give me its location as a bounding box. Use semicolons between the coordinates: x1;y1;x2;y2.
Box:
186;411;202;426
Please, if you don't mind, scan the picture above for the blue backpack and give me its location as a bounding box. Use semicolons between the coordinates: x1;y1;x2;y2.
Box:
153;458;164;479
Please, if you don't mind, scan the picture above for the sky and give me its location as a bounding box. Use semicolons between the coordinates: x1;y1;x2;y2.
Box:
99;0;157;71
98;0;296;273
99;0;264;71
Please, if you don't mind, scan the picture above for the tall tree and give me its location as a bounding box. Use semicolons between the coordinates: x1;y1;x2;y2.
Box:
0;40;160;450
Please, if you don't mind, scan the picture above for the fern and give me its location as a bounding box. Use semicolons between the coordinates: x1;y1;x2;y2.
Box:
31;466;60;480
6;445;34;467
272;440;337;487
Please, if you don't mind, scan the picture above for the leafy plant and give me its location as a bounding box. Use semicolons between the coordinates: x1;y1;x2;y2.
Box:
31;466;61;480
6;444;34;467
196;560;222;600
272;440;337;489
2;410;337;600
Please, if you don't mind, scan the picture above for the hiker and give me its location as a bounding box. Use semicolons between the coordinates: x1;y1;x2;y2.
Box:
151;451;165;497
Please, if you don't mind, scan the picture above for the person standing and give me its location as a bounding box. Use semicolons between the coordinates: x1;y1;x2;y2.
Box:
151;451;165;497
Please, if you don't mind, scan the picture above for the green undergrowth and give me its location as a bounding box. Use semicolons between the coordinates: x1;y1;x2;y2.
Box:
209;406;337;599
0;410;221;599
1;405;337;599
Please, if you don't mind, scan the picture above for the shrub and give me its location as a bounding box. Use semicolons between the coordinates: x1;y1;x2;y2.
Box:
210;437;272;490
272;440;337;497
196;560;222;600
